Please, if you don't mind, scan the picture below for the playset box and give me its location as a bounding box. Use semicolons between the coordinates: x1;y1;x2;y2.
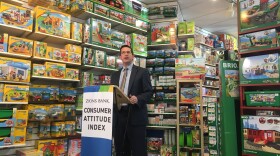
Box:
112;40;124;49
239;0;280;32
59;87;77;103
150;22;177;45
3;84;29;102
240;53;279;84
239;29;278;52
65;68;79;80
124;14;136;26
37;139;67;156
83;23;90;43
33;41;47;58
0;2;33;31
39;122;50;138
111;30;125;42
94;2;110;17
88;18;112;47
241;115;280;155
68;139;81;156
106;55;116;69
136;19;148;30
84;0;94;12
15;110;28;127
71;22;83;42
180;87;200;103
187;38;195;51
26;104;50;122
95;50;106;67
175;58;205;79
147;137;163;153
65;121;76;136
0;110;15;128
45;62;66;79
34;6;71;38
206;66;217;78
83;47;94;65
64;104;76;119
0;33;8;52
8;36;33;56
69;0;86;12
52;47;69;62
29;85;59;102
51;122;65;137
131;33;147;57
178;22;187;35
65;44;82;64
0;57;31;82
0;127;26;146
16;149;43;156
32;63;46;77
49;104;64;121
110;8;124;21
245;91;280;106
186;21;195;34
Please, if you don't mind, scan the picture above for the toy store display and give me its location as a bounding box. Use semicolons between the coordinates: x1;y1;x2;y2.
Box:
149;21;177;45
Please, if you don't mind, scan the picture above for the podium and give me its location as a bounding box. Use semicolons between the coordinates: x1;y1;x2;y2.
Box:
81;85;130;156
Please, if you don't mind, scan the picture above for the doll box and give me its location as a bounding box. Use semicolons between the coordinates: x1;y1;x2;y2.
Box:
45;62;66;79
245;91;280;106
3;84;29;102
8;36;33;56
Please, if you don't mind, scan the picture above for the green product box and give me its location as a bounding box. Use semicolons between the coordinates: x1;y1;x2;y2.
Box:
163;6;177;17
186;21;195;34
178;22;187;35
88;18;112;47
93;2;110;17
110;8;124;21
131;33;147;57
245;91;280;106
124;14;136;26
187;38;194;51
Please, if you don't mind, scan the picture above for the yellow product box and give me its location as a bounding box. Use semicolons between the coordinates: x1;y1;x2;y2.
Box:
15;110;28;127
46;46;53;60
33;41;47;58
65;44;82;64
65;121;76;136
16;149;43;156
34;6;71;38
51;122;65;137
45;62;66;79
0;33;8;52
0;2;33;31
37;139;66;155
65;68;79;80
12;127;27;145
26;104;50;122
49;104;64;121
3;84;29;102
32;64;46;77
39;122;50;138
0;57;31;82
8;36;33;56
53;47;68;62
71;22;82;41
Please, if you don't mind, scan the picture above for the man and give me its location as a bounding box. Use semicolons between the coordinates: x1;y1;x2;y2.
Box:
111;45;153;156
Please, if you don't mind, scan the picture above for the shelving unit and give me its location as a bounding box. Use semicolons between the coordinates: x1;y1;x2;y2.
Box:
31;76;80;82
0;52;32;59
147;44;177;50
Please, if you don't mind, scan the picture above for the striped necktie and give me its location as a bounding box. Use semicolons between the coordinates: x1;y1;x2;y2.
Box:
120;68;127;92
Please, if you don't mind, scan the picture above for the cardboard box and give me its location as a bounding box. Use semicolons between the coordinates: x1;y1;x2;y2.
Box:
0;33;8;52
33;41;47;58
71;22;83;41
94;50;106;67
110;8;124;21
3;84;29;102
94;2;110;17
88;18;112;47
45;62;66;79
8;36;33;56
245;91;280;107
65;44;82;64
49;104;64;121
65;68;79;80
83;48;94;65
131;33;147;57
68;139;81;156
150;22;176;45
27;104;50;122
32;64;46;77
51;122;65;137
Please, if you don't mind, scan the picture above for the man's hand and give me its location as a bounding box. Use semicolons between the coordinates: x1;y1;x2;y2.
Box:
129;95;138;105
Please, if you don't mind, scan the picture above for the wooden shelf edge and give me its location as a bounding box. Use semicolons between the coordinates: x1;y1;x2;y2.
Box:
31;76;80;82
240;83;280;87
239;23;280;35
239;47;280;55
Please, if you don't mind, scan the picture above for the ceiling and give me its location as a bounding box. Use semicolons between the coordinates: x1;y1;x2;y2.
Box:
139;0;238;37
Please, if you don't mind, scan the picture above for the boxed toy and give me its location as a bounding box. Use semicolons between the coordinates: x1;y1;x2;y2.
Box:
65;121;76;136
136;19;148;30
187;38;195;51
52;48;68;62
3;84;29;102
85;0;94;12
175;58;205;79
106;55;116;69
68;139;81;156
112;40;124;49
125;34;131;46
71;22;83;42
34;6;71;38
165;49;177;58
51;122;65;137
80;72;91;87
64;104;76;119
16;149;43;156
65;68;79;80
242;115;280;155
178;22;187;35
111;30;125;42
95;50;106;67
147;137;163;153
181;87;200;103
0;127;26;146
240;53;279;84
33;41;47;58
75;115;82;132
27;104;50;121
66;44;82;64
0;33;8;52
83;47;94;65
39;122;50;138
239;0;280;32
88;18;112;47
59;87;77;103
94;2;110;17
110;8;124;21
83;23;90;43
29;85;59;102
131;33;147;57
37;139;67;156
8;36;33;56
150;22;176;44
245;91;280;106
0;2;33;31
124;14;136;26
32;64;46;77
49;104;64;121
186;21;195;34
205;66;217;78
239;29;278;52
15;110;28;127
45;62;66;79
70;0;85;12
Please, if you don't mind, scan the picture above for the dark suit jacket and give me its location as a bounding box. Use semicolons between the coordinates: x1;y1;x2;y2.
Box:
111;65;153;126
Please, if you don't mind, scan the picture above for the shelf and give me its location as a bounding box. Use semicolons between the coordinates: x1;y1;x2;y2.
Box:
148;112;176;115
177;34;195;39
240;83;280;87
180;147;201;150
0;52;32;59
149;17;178;23
239;23;280;35
205;76;219;80
31;76;80;82
147;125;176;129
179;102;198;105
241;106;280;110
26;31;82;45
202;95;219;98
76;131;81;134
177;50;193;53
81;65;118;72
205;63;216;67
0;80;31;85
82;43;119;55
202;85;219;89
32;57;81;67
179;124;200;127
0;102;28;105
0;24;32;37
0;144;26;149
196;42;214;49
73;11;147;34
148;44;177;50
239;47;280;55
76;109;83;111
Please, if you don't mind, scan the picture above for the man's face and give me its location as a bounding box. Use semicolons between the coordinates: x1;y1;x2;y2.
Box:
120;47;134;65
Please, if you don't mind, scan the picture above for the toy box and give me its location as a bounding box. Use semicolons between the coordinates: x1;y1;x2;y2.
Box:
88;18;112;47
239;0;280;32
165;49;177;58
241;115;280;155
0;110;15;127
178;22;187;35
33;41;47;58
27;104;49;122
186;21;195;34
80;72;91;87
64;104;76;119
66;44;82;64
83;47;94;65
205;66;217;78
239;29;278;52
94;50;106;67
68;139;81;156
39;122;50;138
71;22;83;42
16;149;43;156
52;48;68;62
75;115;82;132
110;8;124;21
3;84;29;102
37;139;67;156
136;19;148;30
26;122;38;140
240;53;279;84
187;38;195;51
112;40;124;49
29;85;59;102
0;33;8;52
0;2;33;31
131;33;147;57
45;62;66;79
245;91;280;106
83;23;90;43
124;14;136;26
94;2;110;17
0;127;26;146
147;137;163;153
49;104;64;121
15;110;28;127
175;58;205;79
111;30;125;42
32;64;46;77
70;0;86;12
181;88;200;103
34;6;71;38
65;68;79;80
51;122;65;137
106;56;116;69
59;87;77;103
8;36;33;56
146;59;155;67
150;22;176;45
65;121;76;136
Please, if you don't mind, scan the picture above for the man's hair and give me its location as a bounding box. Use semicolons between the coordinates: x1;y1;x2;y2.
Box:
120;45;134;55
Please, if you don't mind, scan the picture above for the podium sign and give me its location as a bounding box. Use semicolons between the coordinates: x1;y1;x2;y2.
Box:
81;85;114;156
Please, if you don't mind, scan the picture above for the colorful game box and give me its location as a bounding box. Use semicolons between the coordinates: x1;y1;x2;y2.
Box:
83;47;94;65
8;36;33;56
93;2;110;17
131;33;147;57
65;68;79;80
65;121;76;136
94;50;106;67
45;62;66;79
106;55;116;69
239;29;278;52
0;33;8;52
52;48;68;62
180;87;200;103
240;53;279;84
37;139;67;156
71;22;83;41
29;85;59;102
110;8;124;21
0;2;33;31
51;122;65;137
59;87;77;103
15;110;28;127
3;84;29;102
150;22;176;44
33;41;47;58
178;22;187;35
39;122;50;138
186;21;195;34
83;23;90;43
64;104;76;119
27;105;49;122
49;104;64;121
111;30;125;42
245;91;280;106
136;19;148;30
32;64;46;77
65;44;82;64
175;58;205;79
88;18;112;47
34;6;71;38
124;14;136;26
68;139;81;156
